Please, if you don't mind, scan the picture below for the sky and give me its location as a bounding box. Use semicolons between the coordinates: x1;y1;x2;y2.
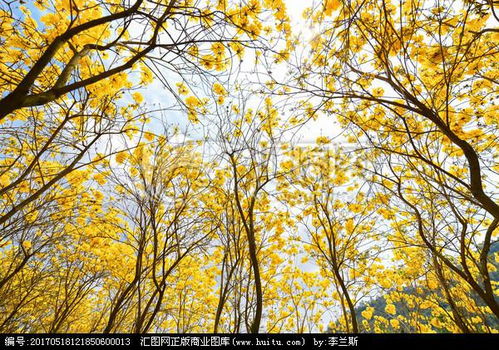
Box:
132;0;332;144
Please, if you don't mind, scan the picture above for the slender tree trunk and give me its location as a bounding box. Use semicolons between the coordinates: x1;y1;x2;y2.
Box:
332;267;358;332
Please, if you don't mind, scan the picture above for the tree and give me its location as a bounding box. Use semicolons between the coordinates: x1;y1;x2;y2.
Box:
290;0;499;319
0;0;290;119
207;93;288;333
0;0;292;332
278;139;382;332
98;133;213;332
2;0;498;335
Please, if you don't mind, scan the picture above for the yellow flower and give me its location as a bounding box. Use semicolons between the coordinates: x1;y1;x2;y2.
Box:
281;160;294;171
211;42;225;57
362;307;374;320
188;45;199;57
140;66;154;84
115;152;128;164
144;132;155;141
430;317;442;328
216;96;225;105
200;55;215;69
371;87;384;97
132;92;144;104
93;173;106;185
324;0;340;16
212;82;227;96
316;136;330;145
185;95;201;108
0;174;10;187
385;303;396;315
420;300;432;309
129;167;139;177
188;110;199;123
229;42;245;58
176;82;189;95
22;240;32;250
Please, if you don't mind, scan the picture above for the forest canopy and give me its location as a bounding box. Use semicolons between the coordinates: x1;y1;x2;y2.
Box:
0;0;498;334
